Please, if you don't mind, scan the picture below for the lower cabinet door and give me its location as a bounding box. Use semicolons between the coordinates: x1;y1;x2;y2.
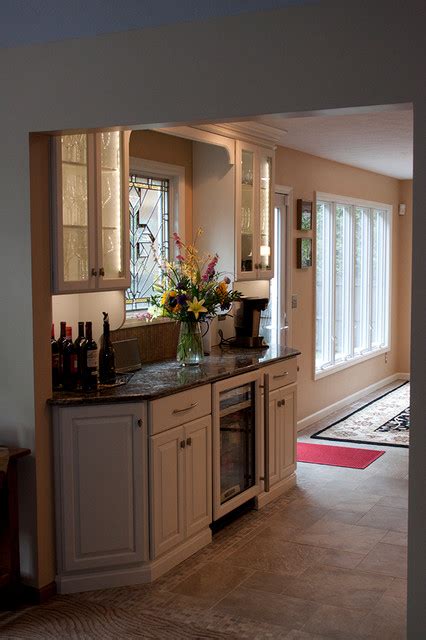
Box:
279;385;297;479
150;425;185;558
185;416;212;538
55;403;148;573
266;389;281;488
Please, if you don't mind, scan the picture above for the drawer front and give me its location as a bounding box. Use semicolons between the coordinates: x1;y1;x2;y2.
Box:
265;357;297;391
149;385;211;435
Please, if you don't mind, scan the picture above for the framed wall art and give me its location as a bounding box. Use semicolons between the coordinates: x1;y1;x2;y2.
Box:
297;237;312;269
297;199;313;231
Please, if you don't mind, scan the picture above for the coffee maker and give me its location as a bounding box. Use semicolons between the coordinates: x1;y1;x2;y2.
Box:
232;297;269;348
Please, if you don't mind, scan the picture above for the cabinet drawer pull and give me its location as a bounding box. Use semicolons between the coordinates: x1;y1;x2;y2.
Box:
172;402;198;415
273;371;289;379
137;418;143;428
186;437;192;446
180;440;186;449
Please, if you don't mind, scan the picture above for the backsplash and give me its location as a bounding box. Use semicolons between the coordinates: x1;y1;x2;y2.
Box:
112;321;180;364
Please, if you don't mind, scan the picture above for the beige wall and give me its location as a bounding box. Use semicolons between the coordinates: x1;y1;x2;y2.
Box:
130;130;193;240
275;146;411;421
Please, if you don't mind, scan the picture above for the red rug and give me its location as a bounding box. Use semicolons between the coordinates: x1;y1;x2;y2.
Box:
297;442;385;469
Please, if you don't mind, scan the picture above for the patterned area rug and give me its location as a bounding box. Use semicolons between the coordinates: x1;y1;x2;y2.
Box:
311;382;410;448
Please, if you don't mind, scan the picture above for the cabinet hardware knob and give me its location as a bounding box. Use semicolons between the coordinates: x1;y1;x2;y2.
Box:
99;267;105;277
91;268;98;277
277;400;282;407
186;437;192;446
172;402;198;414
180;440;186;449
137;418;143;428
282;399;286;405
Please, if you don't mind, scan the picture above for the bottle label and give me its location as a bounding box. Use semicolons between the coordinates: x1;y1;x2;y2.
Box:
71;354;78;374
87;349;98;369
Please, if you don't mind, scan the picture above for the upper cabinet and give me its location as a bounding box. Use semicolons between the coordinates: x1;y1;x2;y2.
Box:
51;131;130;293
235;141;274;281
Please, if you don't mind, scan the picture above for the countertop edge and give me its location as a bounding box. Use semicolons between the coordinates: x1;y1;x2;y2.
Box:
49;348;301;407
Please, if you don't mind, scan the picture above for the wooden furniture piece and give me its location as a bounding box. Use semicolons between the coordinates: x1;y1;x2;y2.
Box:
0;447;31;604
51;130;130;293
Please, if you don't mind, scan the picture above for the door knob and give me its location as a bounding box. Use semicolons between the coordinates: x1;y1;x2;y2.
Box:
91;268;98;277
186;437;192;446
99;267;105;277
180;440;186;449
137;418;143;428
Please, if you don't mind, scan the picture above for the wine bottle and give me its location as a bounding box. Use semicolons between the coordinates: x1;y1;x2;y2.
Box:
99;312;116;385
62;326;79;391
82;322;98;391
74;321;86;387
51;324;60;390
57;321;67;386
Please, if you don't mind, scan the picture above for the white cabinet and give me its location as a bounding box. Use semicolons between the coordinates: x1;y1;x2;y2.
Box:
235;141;274;281
53;402;148;577
192;137;274;284
52;130;130;293
257;360;298;508
150;415;212;558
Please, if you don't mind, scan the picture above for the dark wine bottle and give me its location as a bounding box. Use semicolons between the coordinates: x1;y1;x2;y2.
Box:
62;326;79;391
57;321;67;386
99;312;116;385
74;321;86;387
82;322;98;391
51;323;60;390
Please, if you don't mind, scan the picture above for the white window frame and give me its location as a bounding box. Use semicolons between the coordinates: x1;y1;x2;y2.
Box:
123;158;185;327
314;191;392;380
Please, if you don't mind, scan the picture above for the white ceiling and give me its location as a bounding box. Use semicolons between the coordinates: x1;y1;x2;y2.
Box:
255;110;413;180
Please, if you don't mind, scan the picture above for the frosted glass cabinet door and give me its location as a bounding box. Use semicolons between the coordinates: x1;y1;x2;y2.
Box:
53;134;96;291
97;131;130;289
258;150;273;277
236;141;257;280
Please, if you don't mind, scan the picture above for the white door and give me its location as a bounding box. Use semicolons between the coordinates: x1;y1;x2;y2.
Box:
150;425;185;558
262;191;291;345
56;403;148;572
279;384;297;479
185;416;212;538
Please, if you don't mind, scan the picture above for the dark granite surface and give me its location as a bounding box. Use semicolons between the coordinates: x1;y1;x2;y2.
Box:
49;345;300;406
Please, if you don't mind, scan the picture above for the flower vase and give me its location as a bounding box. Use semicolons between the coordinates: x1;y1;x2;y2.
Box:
177;321;204;365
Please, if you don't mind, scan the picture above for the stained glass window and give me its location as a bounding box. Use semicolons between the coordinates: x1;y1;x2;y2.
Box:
126;174;170;314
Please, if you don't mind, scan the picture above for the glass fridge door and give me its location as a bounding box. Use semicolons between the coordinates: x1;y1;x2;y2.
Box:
219;382;256;504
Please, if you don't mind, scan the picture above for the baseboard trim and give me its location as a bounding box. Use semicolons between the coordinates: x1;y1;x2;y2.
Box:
297;373;410;433
255;473;296;509
56;528;212;594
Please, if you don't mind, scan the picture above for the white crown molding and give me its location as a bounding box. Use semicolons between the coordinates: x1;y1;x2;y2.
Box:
155;125;235;164
195;121;286;148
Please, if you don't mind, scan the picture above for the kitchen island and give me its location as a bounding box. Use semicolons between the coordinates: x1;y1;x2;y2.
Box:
50;345;300;593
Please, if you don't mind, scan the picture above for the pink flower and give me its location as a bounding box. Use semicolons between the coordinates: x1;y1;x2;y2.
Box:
176;254;185;262
173;232;183;247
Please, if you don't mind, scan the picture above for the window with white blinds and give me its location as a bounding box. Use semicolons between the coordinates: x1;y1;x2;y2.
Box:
315;193;391;377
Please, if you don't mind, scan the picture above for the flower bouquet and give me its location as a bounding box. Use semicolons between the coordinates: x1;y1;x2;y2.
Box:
149;230;241;365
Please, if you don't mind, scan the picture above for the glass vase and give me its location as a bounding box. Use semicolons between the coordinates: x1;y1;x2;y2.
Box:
177;321;204;365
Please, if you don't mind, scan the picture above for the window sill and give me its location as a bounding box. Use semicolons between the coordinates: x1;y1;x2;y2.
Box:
314;346;389;380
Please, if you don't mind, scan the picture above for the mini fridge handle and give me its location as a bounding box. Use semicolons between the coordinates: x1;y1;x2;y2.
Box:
262;373;270;492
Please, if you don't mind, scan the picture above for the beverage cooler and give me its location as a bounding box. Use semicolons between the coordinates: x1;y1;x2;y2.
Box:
212;370;262;520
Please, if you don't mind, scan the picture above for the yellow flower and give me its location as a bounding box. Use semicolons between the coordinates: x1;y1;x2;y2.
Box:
187;296;207;320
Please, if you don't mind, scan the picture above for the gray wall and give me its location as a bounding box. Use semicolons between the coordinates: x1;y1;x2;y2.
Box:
0;0;424;634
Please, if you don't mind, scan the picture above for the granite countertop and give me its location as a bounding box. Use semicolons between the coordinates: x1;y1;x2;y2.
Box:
49;344;300;406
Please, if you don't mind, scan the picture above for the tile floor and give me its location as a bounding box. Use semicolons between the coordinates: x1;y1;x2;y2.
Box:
0;381;408;639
